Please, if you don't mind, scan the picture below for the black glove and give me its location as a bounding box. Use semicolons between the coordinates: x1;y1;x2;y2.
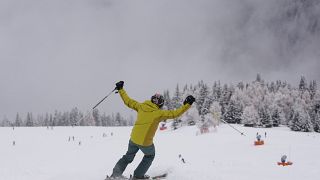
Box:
115;81;124;90
183;95;195;105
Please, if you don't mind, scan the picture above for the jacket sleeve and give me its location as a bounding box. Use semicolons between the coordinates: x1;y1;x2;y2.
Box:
118;89;140;111
159;104;191;121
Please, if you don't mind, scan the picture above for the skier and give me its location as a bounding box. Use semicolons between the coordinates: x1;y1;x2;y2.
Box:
108;81;195;179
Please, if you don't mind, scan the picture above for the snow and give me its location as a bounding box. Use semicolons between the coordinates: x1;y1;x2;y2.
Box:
1;125;320;180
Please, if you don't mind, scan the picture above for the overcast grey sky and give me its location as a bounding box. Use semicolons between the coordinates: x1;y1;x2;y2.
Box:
1;0;319;120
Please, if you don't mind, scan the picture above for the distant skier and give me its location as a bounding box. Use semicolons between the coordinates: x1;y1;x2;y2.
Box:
265;132;267;138
108;81;195;179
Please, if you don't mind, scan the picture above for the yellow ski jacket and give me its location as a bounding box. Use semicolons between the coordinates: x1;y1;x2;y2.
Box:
119;89;191;146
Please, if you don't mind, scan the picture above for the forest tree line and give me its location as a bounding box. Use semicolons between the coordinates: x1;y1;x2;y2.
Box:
1;75;319;133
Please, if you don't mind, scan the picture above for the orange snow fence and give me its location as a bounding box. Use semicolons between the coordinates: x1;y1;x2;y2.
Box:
277;161;293;166
254;140;264;146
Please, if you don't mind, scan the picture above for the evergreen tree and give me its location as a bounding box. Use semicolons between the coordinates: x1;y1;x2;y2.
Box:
171;84;183;129
256;73;262;83
212;81;222;101
25;112;34;127
299;76;307;92
163;90;173;110
70;107;81;126
196;83;211;120
209;101;222;127
290;99;313;132
1;116;11;127
242;105;259;126
115;112;122;126
44;113;50;127
58;112;70;126
93;109;101;126
101;113;108;126
172;84;182;109
271;108;281;127
220;84;232;116
49;114;54;126
258;105;271;127
313;112;320;132
53;110;61;126
224;99;242;124
15;113;23;127
309;80;317;99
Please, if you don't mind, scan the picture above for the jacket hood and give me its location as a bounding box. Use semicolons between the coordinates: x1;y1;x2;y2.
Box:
140;100;159;112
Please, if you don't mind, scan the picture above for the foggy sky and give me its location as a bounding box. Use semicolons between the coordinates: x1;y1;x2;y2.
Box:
1;0;319;120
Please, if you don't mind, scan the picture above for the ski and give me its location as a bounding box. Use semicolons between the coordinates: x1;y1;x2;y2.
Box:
151;173;168;179
105;173;167;180
105;175;130;180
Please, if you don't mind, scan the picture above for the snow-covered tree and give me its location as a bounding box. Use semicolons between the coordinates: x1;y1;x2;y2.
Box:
70;107;81;126
14;113;23;127
171;84;183;129
309;80;317;99
224;99;242;124
163;90;173;110
44;113;50;127
290;99;313;132
271;108;281;127
172;84;183;109
258;105;271;127
209;101;222;127
1;116;11;127
93;109;101;126
299;76;307;92
313;112;320;132
25;112;34;127
242;105;259;126
182;106;199;126
220;84;232;116
212;81;222;102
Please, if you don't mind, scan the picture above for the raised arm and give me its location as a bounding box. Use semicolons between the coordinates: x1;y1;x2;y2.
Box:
159;95;195;121
160;104;191;120
115;81;140;111
118;89;140;111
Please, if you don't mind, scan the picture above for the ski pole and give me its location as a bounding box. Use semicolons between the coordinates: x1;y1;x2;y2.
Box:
92;88;117;109
220;118;246;136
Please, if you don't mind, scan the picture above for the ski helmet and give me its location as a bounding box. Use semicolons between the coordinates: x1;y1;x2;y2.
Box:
151;93;164;108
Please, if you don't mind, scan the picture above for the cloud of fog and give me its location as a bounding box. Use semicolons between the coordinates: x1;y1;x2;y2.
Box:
1;0;319;119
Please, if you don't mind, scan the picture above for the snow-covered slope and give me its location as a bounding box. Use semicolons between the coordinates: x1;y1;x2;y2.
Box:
1;125;319;180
